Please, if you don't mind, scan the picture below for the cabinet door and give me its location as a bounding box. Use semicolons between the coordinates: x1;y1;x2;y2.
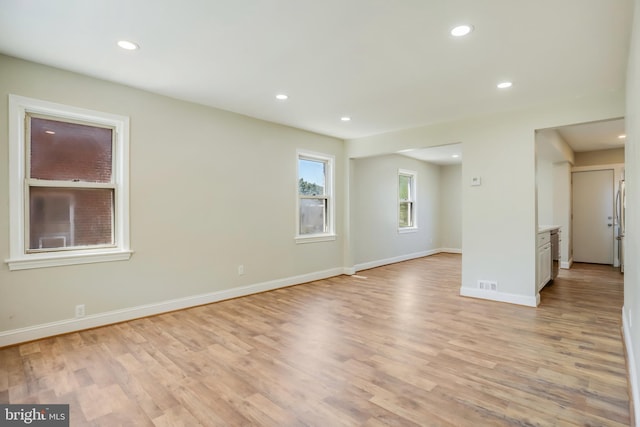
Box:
540;244;552;289
537;247;543;291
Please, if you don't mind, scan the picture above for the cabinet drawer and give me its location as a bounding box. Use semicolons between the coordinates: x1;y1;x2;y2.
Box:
537;231;550;247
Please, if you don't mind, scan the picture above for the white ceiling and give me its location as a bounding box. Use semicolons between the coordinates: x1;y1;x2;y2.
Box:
399;143;462;165
555;118;626;153
0;0;633;140
404;117;626;167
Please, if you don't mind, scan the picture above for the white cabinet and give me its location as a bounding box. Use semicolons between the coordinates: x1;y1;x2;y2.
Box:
537;231;552;292
538;243;552;291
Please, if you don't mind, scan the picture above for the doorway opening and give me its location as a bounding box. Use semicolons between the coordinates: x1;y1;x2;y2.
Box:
535;117;625;280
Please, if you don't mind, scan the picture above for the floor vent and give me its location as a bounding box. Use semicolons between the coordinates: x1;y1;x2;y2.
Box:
478;280;498;291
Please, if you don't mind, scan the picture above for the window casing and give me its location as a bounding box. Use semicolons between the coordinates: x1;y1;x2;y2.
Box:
7;95;131;270
398;169;417;231
296;151;335;243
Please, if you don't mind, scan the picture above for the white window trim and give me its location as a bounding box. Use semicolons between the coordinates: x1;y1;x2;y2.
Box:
295;150;336;244
6;94;132;271
398;168;418;233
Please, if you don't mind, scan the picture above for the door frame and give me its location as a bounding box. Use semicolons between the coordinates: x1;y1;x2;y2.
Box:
571;163;624;267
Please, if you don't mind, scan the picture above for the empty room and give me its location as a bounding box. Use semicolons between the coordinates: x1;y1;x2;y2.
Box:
1;0;640;425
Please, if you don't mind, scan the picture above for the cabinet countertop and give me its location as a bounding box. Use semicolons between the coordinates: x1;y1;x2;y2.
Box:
538;225;561;233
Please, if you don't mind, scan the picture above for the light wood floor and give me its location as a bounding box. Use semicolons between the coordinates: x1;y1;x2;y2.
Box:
0;254;630;426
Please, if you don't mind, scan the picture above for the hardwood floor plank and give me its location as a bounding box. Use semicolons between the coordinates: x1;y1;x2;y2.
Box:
368;390;458;427
0;255;630;425
152;405;203;427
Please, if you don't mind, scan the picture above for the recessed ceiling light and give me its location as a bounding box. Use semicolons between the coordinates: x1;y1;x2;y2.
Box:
117;40;139;50
275;94;288;100
618;134;627;139
452;154;460;158
497;81;513;89
451;25;473;37
44;130;55;135
341;116;351;122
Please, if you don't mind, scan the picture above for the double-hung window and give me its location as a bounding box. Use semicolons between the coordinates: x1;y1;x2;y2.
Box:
398;169;417;231
7;95;131;270
296;151;335;243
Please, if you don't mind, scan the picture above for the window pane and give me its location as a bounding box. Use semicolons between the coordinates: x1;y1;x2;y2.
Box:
300;198;326;234
399;175;411;200
399;201;412;227
30;117;113;183
299;159;326;196
29;187;114;250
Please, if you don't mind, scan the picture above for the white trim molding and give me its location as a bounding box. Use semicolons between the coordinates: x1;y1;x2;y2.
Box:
398;168;417;230
439;248;462;254
353;249;439;272
0;267;343;347
560;258;573;269
571;163;625;173
622;306;640;426
6;94;131;270
295;233;337;244
6;249;133;271
343;266;357;276
296;149;335;243
397;227;418;234
351;248;460;273
460;287;539;307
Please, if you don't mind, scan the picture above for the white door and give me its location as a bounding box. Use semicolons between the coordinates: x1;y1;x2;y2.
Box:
572;169;614;264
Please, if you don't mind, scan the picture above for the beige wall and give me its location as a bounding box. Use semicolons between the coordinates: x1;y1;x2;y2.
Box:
536;158;554;226
552;162;572;266
535;128;574;238
574;148;625;166
535;130;573;267
350;156;461;269
624;0;640;420
347;90;624;306
439;164;462;250
0;55;345;339
351;154;441;267
0;46;630;345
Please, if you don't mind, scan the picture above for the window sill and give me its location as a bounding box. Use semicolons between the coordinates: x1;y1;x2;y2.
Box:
398;227;418;234
6;249;133;271
295;233;337;244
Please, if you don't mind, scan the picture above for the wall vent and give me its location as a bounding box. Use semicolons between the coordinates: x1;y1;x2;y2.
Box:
478;280;498;291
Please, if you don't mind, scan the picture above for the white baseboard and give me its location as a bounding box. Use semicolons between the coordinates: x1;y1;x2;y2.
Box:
459;287;538;307
353;249;438;272
343;266;356;275
561;258;573;269
0;267;344;347
439;248;462;254
352;248;460;273
622;306;640;426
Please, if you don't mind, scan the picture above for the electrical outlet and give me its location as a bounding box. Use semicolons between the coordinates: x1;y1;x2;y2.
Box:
238;265;245;275
75;304;85;318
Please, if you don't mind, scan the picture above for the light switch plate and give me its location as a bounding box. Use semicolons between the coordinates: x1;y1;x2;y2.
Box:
471;176;482;186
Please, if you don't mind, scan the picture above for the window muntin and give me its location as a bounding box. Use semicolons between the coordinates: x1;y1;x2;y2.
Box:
296;151;335;242
399;170;417;229
7;95;131;270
